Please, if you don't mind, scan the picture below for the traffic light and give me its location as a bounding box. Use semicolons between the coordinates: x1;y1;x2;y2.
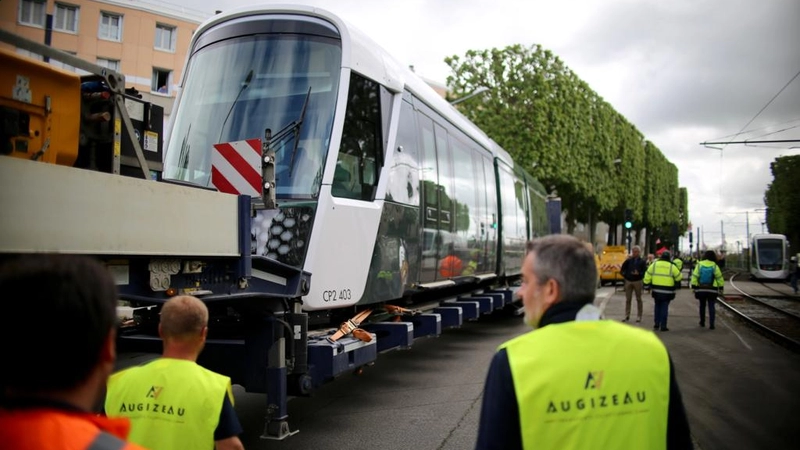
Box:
624;209;633;229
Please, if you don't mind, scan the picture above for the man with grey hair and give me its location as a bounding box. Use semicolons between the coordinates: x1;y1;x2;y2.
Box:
620;245;647;322
105;296;245;450
475;235;692;450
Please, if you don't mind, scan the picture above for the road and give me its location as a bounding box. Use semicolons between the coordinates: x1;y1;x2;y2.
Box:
234;310;527;450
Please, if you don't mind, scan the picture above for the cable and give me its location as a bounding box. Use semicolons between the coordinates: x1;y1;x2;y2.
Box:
721;68;800;148
749;123;800;140
708;117;800;141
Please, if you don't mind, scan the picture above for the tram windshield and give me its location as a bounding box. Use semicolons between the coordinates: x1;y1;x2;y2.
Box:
757;238;783;266
164;34;342;199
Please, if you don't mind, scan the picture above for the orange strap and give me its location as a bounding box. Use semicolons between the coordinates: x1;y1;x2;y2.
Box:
328;309;372;342
384;304;420;315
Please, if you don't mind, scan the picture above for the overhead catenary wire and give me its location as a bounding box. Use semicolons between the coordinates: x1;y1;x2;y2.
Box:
749;124;800;140
704;68;800;149
707;117;800;141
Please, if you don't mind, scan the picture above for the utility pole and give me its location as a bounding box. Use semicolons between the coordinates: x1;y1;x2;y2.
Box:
745;211;750;268
746;211;750;240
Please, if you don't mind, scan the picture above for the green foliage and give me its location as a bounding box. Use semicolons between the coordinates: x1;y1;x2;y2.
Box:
445;44;685;237
765;155;800;251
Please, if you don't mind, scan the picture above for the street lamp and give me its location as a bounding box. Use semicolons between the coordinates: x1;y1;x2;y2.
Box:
450;86;490;105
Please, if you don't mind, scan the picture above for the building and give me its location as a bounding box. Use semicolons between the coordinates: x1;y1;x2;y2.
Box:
1;0;210;119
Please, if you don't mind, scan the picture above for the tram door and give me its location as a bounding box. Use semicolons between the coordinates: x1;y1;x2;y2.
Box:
433;123;457;281
417;114;456;283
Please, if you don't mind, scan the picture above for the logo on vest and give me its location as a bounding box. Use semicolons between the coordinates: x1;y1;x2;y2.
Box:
584;371;603;389
544;370;648;419
116;385;185;417
147;386;163;399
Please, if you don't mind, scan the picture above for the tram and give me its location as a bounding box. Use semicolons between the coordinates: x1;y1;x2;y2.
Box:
163;4;555;317
750;233;790;280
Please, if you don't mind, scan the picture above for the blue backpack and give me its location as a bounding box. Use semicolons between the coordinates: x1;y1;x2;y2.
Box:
698;264;715;288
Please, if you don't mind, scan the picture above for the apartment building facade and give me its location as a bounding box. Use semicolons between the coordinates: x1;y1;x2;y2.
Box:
1;0;210;117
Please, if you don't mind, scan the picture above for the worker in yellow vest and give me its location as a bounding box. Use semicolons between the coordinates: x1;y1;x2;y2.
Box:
644;251;683;331
475;235;692;450
105;296;244;450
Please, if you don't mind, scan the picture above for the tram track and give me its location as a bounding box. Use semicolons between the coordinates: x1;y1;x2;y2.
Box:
720;273;800;352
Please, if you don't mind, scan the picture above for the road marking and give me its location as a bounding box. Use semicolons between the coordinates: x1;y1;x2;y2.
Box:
596;288;615;317
722;320;752;350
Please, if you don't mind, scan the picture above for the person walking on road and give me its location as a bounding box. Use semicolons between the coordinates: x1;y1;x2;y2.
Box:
691;250;725;329
620;245;647;322
475;235;693;450
105;295;245;450
0;254;146;450
643;251;683;331
673;256;684;286
790;256;799;295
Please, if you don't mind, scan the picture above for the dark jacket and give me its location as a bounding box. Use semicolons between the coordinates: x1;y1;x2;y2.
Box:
474;302;693;450
620;256;647;282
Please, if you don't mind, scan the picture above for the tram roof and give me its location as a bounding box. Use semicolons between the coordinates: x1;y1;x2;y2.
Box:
193;4;516;168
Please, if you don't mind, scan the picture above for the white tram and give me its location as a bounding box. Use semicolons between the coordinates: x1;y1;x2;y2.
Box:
749;233;790;280
164;4;555;316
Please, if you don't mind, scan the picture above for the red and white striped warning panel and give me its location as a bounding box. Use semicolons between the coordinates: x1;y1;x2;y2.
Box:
601;264;621;272
212;138;262;196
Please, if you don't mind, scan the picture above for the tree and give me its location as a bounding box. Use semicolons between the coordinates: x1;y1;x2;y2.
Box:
765;155;800;252
445;44;685;243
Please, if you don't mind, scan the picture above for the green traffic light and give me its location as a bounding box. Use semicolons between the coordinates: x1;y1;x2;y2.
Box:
624;221;632;229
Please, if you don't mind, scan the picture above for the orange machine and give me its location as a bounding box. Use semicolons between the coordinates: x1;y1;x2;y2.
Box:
599;245;627;286
0;48;81;167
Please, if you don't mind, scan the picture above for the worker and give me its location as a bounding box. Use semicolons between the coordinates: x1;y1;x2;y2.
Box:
672;256;684;287
643;251;683;331
0;254;146;450
619;245;647;322
475;235;692;449
439;243;464;278
105;295;245;450
691;250;725;329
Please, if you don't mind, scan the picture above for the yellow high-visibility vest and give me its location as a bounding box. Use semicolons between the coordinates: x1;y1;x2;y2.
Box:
502;319;670;449
105;358;233;450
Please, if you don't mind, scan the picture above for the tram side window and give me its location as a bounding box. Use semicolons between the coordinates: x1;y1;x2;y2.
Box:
418;114;438;226
386;99;420;205
333;73;383;200
528;185;548;238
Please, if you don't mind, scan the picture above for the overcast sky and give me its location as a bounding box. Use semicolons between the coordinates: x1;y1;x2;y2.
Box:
164;0;800;253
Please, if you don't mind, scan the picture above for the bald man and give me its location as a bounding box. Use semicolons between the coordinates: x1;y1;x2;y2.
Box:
105;296;244;450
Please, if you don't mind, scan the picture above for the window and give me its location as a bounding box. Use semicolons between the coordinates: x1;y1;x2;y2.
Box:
19;0;46;27
386;98;420;205
97;58;121;72
332;73;383;200
152;68;172;94
99;12;122;41
16;48;43;62
54;3;79;33
50;51;77;72
154;24;176;51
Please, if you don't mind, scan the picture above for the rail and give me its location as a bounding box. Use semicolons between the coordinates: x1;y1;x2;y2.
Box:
721;273;800;352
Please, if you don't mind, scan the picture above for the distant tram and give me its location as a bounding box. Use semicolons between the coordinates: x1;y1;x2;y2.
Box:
750;233;790;280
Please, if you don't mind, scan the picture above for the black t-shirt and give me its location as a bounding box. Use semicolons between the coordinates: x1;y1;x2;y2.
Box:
215;393;243;440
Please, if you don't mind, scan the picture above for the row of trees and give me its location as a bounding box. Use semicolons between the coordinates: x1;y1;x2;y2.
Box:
444;44;688;249
765;155;800;253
